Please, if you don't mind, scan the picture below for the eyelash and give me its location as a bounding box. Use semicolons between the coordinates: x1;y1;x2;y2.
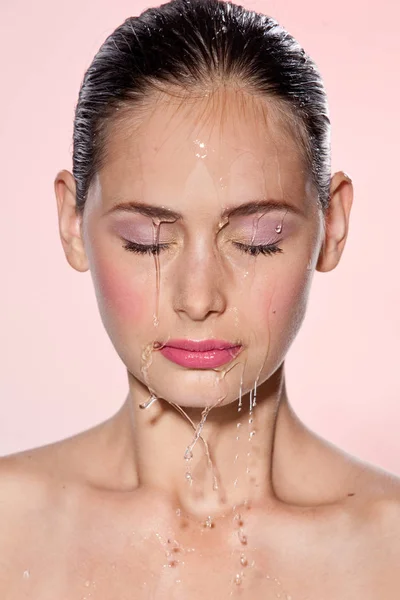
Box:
122;241;170;255
232;241;283;256
122;240;283;256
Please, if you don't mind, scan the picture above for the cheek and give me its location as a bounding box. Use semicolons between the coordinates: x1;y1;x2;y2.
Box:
254;268;312;341
91;256;147;325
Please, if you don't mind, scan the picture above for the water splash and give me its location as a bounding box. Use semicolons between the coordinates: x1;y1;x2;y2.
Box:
140;341;157;394
139;393;158;410
194;138;208;159
184;396;223;461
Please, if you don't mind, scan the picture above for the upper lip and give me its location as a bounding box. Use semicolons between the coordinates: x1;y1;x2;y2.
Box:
162;339;242;352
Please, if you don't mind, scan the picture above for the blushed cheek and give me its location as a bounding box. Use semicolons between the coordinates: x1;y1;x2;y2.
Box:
256;270;312;344
92;259;146;325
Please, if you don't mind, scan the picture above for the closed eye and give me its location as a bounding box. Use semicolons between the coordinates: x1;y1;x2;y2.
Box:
122;240;170;255
232;241;283;256
122;240;283;256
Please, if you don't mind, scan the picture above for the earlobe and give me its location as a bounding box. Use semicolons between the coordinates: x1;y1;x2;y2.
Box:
54;170;89;273
316;171;353;273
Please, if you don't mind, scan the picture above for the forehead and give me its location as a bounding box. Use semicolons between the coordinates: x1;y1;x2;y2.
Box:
94;87;315;213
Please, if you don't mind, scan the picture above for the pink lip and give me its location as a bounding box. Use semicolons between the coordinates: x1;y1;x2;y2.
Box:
158;339;243;369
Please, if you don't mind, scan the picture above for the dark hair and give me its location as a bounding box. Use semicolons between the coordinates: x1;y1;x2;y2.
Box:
72;0;331;215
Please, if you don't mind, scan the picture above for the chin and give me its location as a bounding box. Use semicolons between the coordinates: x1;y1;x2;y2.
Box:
143;365;242;409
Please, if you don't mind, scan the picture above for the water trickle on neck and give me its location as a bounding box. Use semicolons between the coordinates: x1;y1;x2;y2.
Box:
183;406;211;461
139;393;158;410
238;376;243;413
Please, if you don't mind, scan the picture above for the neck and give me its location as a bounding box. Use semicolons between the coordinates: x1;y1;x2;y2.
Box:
122;363;290;521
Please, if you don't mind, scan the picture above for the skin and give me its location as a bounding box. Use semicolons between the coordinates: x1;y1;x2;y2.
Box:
1;85;400;599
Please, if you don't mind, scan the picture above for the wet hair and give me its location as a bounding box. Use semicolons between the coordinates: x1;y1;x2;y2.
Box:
72;0;331;215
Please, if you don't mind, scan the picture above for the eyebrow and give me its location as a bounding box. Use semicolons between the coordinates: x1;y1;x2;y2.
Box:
105;201;181;221
221;199;304;218
105;198;304;220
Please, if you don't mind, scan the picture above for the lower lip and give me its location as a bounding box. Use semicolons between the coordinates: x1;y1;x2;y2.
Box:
159;345;243;368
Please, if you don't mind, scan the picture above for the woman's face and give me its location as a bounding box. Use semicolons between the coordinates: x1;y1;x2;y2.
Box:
81;88;324;408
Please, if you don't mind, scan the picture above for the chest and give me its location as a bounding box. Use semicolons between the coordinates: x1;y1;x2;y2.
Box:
7;528;377;600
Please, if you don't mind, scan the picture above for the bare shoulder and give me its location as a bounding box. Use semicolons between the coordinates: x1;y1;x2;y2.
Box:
0;448;57;580
344;458;400;584
0;440;75;531
0;425;107;538
0;428;110;588
0;446;57;515
362;475;400;591
331;443;400;524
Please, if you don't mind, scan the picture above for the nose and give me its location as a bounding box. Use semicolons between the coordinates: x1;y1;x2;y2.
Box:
172;241;227;322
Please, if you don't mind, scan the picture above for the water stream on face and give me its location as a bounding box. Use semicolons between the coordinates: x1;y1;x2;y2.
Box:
135;188;295;597
152;218;162;327
227;206;289;594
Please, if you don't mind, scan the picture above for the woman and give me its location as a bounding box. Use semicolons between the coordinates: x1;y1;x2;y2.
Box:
1;0;399;597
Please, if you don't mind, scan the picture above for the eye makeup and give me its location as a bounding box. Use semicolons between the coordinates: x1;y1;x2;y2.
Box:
225;212;293;246
110;207;295;257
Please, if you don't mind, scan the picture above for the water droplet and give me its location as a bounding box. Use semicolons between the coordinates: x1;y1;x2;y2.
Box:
176;508;181;517
234;513;244;527
249;417;253;424
23;570;30;579
185;472;192;482
238;529;247;545
139;393;158;410
234;573;242;585
275;223;282;233
240;554;248;566
234;478;239;487
168;559;178;568
184;450;193;461
237;422;241;429
238;379;243;411
204;515;214;528
249;430;256;439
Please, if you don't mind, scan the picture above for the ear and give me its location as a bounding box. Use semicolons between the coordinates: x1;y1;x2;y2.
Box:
316;171;354;273
54;170;89;272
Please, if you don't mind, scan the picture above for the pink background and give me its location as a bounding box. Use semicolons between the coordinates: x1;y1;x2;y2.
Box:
1;0;399;473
